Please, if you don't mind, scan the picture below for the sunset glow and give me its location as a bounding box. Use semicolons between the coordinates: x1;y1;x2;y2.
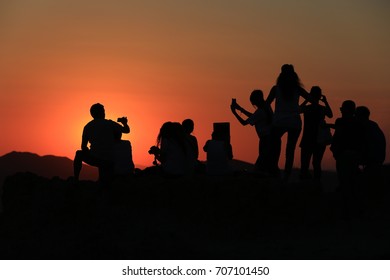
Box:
1;0;389;170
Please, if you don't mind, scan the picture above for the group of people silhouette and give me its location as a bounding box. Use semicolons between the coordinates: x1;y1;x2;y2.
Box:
73;64;386;195
231;64;335;182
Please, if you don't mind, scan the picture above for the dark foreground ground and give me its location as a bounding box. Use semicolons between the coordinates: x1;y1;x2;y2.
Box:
0;169;389;260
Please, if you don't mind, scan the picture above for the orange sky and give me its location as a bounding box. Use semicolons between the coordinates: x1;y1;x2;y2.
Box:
1;0;389;170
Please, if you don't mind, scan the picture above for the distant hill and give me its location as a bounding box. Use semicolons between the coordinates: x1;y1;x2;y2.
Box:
0;152;260;183
0;151;98;183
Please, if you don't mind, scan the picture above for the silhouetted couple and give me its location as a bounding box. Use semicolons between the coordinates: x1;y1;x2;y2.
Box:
148;120;199;177
330;100;386;216
74;103;134;184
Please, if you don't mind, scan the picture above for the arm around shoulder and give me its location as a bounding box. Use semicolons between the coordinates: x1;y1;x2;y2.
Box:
322;95;333;118
265;86;277;105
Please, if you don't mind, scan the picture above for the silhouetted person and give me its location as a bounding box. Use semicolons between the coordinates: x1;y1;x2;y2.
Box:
74;103;130;183
266;64;311;180
356;106;386;200
148;122;195;177
203;130;233;175
182;119;199;160
355;106;386;168
299;86;333;182
230;90;273;174
330;100;363;217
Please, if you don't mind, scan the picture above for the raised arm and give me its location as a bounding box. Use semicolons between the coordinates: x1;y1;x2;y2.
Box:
230;103;252;126
230;105;249;126
299;99;310;113
237;106;252;117
118;117;130;133
298;86;313;103
321;95;333;118
232;99;252;117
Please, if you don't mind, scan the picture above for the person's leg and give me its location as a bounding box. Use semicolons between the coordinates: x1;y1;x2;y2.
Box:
74;150;84;180
300;146;312;179
260;135;272;173
337;151;361;218
73;149;102;181
256;135;270;171
269;127;284;176
312;145;326;180
284;128;301;178
254;138;262;170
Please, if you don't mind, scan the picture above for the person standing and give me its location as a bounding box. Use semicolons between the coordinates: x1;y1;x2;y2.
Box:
355;106;386;169
355;106;386;199
330;100;364;218
230;90;273;174
299;86;333;182
266;64;311;180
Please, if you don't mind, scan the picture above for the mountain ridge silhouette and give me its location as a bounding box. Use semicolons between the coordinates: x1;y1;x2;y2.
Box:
0;151;258;182
0;151;98;182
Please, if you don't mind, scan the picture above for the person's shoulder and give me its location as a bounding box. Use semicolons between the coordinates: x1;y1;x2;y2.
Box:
368;119;379;127
84;119;96;128
334;118;344;126
106;119;122;127
251;108;261;115
368;120;384;132
105;119;116;124
268;85;278;96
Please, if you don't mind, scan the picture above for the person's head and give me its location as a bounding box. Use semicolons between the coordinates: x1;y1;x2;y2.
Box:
157;122;174;145
340;100;356;118
90;103;105;119
281;64;295;74
356;106;370;122
157;122;187;149
277;64;302;97
182;119;194;134
250;90;264;106
309;86;322;103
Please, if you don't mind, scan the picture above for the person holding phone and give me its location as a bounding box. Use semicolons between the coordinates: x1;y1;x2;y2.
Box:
74;103;131;183
299;86;333;182
230;90;273;174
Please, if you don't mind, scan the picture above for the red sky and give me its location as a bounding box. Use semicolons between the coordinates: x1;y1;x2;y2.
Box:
1;0;389;170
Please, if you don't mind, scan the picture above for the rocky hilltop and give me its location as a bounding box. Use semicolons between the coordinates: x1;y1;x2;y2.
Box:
0;166;389;260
